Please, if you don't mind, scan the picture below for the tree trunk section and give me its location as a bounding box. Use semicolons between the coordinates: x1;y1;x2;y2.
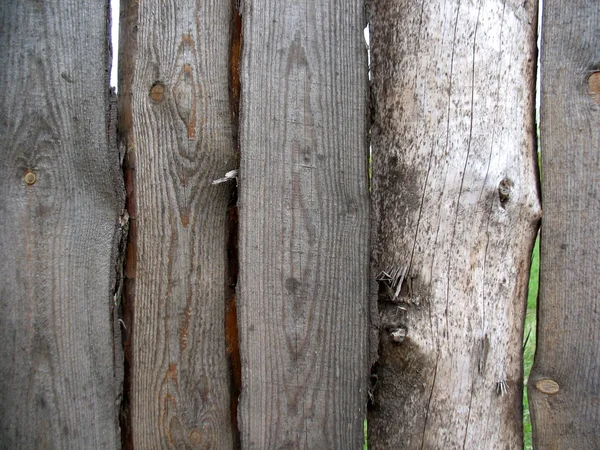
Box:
368;0;541;448
0;1;123;448
236;0;371;447
528;1;600;448
118;0;236;447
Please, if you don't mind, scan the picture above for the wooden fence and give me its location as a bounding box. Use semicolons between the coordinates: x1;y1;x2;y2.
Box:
0;0;598;448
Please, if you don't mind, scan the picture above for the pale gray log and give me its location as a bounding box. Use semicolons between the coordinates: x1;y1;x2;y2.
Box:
237;0;371;447
528;1;600;448
119;0;236;447
368;0;541;448
0;0;123;448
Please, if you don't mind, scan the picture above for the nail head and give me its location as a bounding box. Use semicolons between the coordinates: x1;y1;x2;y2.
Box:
24;171;36;185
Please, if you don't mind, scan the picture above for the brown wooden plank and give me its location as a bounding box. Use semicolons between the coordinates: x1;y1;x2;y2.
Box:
528;1;600;447
0;1;123;447
118;0;237;447
236;1;371;447
368;0;541;448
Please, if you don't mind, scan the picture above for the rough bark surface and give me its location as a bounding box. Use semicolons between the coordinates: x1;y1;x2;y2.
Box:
368;0;541;448
237;0;371;447
528;1;600;448
119;0;236;447
0;1;123;447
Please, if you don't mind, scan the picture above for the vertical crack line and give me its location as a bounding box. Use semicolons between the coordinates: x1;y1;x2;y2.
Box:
225;0;243;446
108;75;128;448
441;0;462;341
420;354;440;450
461;375;477;449
116;0;140;447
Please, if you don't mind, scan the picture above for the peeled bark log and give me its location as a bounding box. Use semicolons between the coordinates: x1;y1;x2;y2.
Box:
368;0;541;447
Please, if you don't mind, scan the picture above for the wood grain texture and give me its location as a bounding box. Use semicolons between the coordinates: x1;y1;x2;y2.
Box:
237;1;371;447
368;0;541;448
0;0;123;447
119;0;236;447
528;1;600;448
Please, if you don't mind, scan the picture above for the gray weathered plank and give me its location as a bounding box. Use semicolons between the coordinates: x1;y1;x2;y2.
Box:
368;0;541;448
119;0;236;447
0;1;123;447
237;1;371;447
528;1;600;447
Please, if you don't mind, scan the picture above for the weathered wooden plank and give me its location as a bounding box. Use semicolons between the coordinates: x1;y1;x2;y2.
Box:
237;1;371;447
368;0;541;448
118;0;236;447
0;1;123;448
528;1;600;447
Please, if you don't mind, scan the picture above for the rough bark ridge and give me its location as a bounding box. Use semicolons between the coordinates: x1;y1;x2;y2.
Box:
236;0;371;447
0;0;123;447
118;0;236;447
528;1;600;448
368;0;541;448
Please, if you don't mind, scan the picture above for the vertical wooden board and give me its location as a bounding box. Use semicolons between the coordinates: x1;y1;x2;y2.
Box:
120;0;236;447
0;1;123;448
368;0;541;448
528;1;600;447
237;1;370;447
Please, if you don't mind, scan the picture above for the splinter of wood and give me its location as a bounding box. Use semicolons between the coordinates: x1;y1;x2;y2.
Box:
376;264;408;301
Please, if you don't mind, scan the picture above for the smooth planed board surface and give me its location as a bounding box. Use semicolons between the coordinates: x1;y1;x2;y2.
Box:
119;0;236;447
528;1;600;448
237;0;371;447
0;1;123;447
368;0;541;448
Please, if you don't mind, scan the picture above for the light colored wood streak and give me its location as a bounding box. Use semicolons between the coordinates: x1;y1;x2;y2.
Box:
369;0;540;448
528;2;600;447
122;0;235;447
0;1;123;447
237;0;370;447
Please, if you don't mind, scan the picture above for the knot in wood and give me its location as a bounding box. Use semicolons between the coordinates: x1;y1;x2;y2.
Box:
498;177;514;205
535;378;560;395
588;72;600;104
149;81;166;103
389;326;407;344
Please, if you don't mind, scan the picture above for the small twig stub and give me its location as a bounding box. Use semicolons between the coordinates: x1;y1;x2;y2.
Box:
212;169;238;185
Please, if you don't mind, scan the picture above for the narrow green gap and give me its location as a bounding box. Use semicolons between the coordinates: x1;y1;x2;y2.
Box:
523;235;540;449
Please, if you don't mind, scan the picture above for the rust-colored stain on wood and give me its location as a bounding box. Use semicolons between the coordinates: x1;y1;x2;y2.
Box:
226;1;242;437
179;305;192;353
180;213;189;228
164;363;179;386
174;63;197;140
225;202;241;436
124;163;137;279
118;2;139;447
229;0;242;168
225;293;241;427
121;153;137;450
174;34;199;140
